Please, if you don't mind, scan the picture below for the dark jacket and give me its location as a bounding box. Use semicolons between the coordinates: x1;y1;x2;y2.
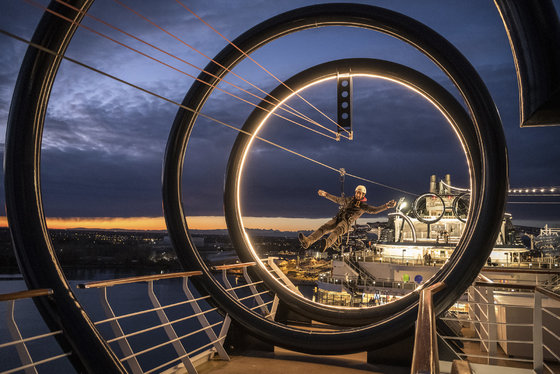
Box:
323;192;386;224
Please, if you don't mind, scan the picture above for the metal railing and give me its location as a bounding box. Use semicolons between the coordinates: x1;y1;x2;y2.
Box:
411;282;446;374
438;281;560;374
342;255;377;283
212;262;279;319
319;276;417;291
0;289;73;374
76;262;275;374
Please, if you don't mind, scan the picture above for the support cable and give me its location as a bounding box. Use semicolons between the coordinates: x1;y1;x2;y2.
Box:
111;0;349;140
0;28;416;198
24;0;340;141
172;0;350;136
345;171;418;196
48;0;341;140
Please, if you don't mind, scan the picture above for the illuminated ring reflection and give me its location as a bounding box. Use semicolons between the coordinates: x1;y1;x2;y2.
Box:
412;193;446;224
163;3;508;352
453;193;471;223
225;58;477;325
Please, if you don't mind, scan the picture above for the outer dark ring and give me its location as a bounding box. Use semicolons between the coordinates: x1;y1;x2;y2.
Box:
224;58;478;326
4;0;126;372
163;3;508;352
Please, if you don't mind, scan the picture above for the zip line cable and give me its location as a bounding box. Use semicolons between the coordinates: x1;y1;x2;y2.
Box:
49;0;341;141
1;28;417;197
26;0;340;142
173;0;351;136
110;0;350;140
345;172;417;196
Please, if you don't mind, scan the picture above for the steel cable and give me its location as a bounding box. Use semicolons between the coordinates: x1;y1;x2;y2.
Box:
172;0;351;136
25;0;340;141
1;27;416;198
112;0;350;140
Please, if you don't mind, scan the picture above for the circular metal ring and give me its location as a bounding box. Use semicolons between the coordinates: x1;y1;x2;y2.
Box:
413;193;446;224
453;193;471;223
225;59;473;325
4;0;126;371
163;4;508;353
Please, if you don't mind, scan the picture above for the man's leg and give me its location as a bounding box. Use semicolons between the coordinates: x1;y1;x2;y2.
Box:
321;221;349;251
299;218;337;249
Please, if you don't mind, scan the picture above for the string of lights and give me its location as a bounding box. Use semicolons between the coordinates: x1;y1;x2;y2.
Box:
508;187;559;195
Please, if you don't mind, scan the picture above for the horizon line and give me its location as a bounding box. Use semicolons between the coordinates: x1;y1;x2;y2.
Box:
0;215;383;232
0;216;553;232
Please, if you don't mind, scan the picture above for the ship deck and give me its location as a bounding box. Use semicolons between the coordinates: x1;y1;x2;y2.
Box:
197;348;409;374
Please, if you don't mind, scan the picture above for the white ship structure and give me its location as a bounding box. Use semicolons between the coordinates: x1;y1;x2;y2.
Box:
312;175;559;306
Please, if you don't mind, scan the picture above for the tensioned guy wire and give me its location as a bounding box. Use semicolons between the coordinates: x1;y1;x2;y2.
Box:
25;0;341;141
52;0;338;139
1;28;415;197
111;0;350;140
173;0;351;137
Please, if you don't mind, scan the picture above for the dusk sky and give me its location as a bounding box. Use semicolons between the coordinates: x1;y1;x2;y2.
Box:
1;0;559;231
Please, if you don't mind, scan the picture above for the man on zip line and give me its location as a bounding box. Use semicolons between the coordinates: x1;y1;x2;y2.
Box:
298;185;396;252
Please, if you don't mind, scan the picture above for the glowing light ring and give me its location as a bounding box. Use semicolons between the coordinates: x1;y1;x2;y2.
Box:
163;4;508;353
413;193;447;224
225;59;475;325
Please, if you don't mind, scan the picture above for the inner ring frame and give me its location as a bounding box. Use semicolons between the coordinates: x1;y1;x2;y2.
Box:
224;58;478;326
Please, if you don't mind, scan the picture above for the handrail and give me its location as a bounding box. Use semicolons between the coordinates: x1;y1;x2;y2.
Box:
475;281;560;301
481;268;560;275
474;281;536;290
77;271;202;289
211;262;256;270
477;273;493;283
411;281;446;374
0;288;53;301
536;286;560;302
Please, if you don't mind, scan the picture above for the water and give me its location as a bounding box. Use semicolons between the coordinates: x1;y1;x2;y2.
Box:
0;270;225;373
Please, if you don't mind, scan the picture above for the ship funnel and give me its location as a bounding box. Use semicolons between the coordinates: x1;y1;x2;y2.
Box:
430;174;437;193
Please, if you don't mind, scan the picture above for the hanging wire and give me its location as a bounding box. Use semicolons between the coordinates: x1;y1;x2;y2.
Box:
25;0;340;141
110;0;351;140
51;0;338;139
345;172;418;196
172;0;351;136
1;28;412;197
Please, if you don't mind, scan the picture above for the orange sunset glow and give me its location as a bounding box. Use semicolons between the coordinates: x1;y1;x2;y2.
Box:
0;216;333;232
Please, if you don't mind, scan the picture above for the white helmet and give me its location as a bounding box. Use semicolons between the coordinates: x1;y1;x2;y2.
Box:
355;185;367;194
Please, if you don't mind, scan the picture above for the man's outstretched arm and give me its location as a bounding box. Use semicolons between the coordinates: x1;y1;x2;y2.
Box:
318;189;345;205
364;199;397;214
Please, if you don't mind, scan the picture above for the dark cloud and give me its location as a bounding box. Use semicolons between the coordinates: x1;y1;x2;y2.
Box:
1;0;559;227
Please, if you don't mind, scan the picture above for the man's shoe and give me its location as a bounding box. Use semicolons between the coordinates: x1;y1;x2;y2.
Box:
298;233;309;249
